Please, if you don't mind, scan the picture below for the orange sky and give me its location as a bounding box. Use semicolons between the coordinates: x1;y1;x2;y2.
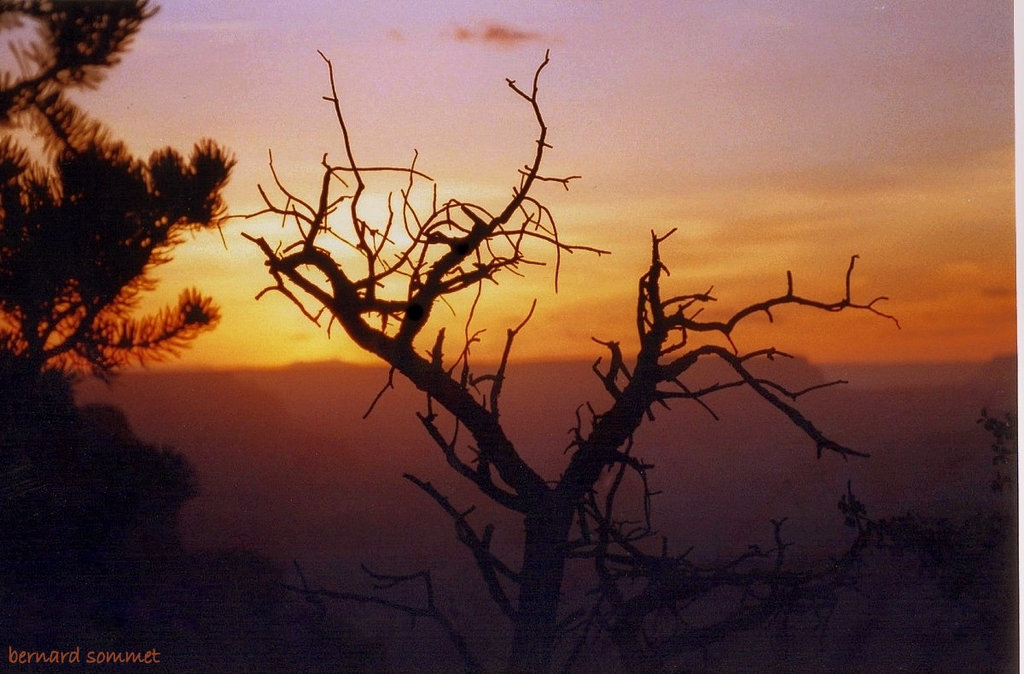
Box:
62;1;1015;368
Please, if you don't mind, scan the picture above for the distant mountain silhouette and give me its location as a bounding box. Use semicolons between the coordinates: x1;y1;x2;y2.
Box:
821;354;1016;392
75;355;1015;563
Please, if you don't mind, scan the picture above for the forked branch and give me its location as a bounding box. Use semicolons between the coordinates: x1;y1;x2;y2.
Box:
286;561;483;673
241;53;611;513
404;473;518;620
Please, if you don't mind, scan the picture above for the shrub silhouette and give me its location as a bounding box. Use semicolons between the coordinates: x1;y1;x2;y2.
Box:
0;372;195;640
839;409;1017;663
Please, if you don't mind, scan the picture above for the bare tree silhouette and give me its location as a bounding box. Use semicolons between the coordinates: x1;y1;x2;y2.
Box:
244;52;898;672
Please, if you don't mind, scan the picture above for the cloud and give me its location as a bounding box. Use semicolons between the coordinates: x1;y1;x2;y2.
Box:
449;22;546;48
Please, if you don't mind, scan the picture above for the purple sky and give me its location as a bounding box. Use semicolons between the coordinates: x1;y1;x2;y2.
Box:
59;1;1014;367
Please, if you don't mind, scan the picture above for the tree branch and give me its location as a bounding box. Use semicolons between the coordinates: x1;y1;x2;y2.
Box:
286;562;484;674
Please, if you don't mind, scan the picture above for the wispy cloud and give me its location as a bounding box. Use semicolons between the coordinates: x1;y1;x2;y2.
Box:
448;22;547;48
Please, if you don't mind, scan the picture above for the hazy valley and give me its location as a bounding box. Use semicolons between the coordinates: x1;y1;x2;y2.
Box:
73;355;1017;670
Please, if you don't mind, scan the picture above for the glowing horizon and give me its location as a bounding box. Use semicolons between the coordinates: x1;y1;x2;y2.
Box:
63;1;1014;370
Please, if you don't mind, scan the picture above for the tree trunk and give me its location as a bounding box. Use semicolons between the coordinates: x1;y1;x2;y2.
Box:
508;499;574;673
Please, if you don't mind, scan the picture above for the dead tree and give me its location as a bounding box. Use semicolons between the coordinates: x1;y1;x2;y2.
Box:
243;52;897;672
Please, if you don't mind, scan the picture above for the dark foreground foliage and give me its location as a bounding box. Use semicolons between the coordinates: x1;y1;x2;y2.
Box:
0;372;386;672
838;408;1018;669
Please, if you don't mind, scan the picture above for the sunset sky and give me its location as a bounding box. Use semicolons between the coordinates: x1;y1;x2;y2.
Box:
63;1;1015;368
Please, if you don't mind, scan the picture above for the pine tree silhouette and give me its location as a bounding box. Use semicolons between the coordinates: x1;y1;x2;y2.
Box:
0;0;234;385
